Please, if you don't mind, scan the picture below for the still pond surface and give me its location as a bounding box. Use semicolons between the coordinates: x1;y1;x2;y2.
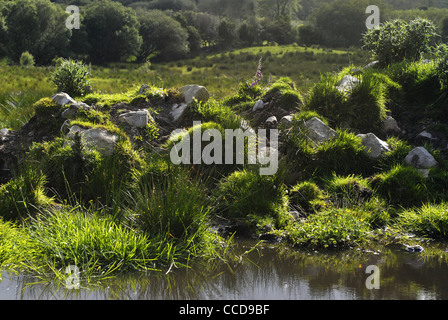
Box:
1;241;448;300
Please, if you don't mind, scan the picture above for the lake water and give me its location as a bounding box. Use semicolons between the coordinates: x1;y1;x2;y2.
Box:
1;241;448;300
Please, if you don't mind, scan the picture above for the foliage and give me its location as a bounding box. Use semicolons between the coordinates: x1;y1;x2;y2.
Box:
1;0;71;64
212;169;291;229
127;165;211;241
82;0;142;64
0;167;52;221
289;181;327;214
311;0;386;48
0;218;37;268
370;164;429;208
137;9;189;62
398;202;448;239
363;18;438;67
305;68;398;132
50;59;92;97
287;207;372;249
28;208;165;275
19;51;34;67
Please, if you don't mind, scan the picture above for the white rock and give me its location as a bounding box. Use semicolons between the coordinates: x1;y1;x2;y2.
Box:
405;146;438;169
66;125;87;139
363;61;380;70
51;92;76;106
303;117;337;143
65;125;117;157
382;116;401;134
265;116;277;126
417;131;434;140
252;100;265;112
357;133;390;159
279;115;294;126
118;109;152;128
171;103;189;123
336;75;360;92
82;128;118;157
180;85;209;105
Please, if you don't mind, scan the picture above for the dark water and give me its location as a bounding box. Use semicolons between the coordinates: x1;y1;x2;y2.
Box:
2;242;448;300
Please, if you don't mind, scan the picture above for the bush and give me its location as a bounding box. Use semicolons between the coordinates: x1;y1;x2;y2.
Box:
287;207;371;249
50;59;92;98
0;168;52;220
212;169;291;229
324;174;373;207
130;166;210;240
289;181;327;214
371;164;428;208
305;70;396;132
363;18;438;67
314;130;374;177
27;131;142;209
19;51;35;67
398;203;448;239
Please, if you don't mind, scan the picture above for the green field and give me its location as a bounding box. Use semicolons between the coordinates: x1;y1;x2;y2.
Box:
0;45;370;130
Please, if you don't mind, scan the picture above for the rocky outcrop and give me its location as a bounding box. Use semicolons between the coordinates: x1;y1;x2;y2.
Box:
252;100;265;112
118;109;153;128
357;133;390;159
170;85;210;124
303;117;337;143
66;125;118;157
405;146;438;169
51;92;76;106
179;85;209;105
381;116;401;135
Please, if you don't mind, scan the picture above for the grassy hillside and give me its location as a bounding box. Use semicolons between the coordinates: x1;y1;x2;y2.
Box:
0;45;370;130
3;43;448;285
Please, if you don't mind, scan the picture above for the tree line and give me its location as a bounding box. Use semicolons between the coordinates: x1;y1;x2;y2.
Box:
1;0;448;66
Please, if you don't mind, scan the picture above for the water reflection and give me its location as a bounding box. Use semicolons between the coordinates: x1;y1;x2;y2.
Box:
1;242;448;300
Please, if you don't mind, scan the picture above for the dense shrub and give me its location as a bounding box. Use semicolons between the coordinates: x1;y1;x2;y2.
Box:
19;51;34;67
363;18;438;67
212;169;291;229
399;203;448;239
370;164;428;208
50;59;92;98
305;69;396;133
0;168;52;220
287;207;371;249
289;181;327;214
129;165;211;240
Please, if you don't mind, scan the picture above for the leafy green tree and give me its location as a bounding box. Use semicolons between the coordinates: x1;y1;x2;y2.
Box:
147;0;197;11
311;0;386;48
82;0;142;64
3;0;71;64
137;9;189;62
218;18;236;49
260;15;296;45
257;0;301;20
0;9;7;58
19;51;35;67
238;20;261;46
